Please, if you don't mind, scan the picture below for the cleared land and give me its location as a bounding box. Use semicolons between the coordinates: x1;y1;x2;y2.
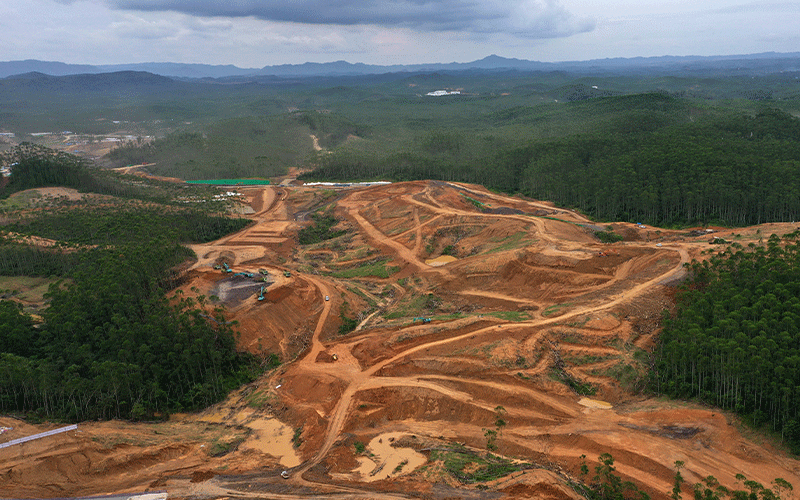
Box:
2;181;799;500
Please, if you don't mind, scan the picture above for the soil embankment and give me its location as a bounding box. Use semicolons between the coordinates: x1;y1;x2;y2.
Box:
3;181;799;499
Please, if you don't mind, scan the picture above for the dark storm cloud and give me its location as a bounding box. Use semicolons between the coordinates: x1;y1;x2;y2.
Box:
110;0;595;38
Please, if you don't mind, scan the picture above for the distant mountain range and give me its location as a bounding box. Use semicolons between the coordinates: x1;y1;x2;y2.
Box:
2;52;800;80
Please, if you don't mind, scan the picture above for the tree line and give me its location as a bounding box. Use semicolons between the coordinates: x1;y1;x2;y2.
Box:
651;232;800;452
0;153;259;421
301;96;800;227
0;143;242;208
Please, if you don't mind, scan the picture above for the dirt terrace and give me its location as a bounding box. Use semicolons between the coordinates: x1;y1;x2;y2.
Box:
2;181;799;500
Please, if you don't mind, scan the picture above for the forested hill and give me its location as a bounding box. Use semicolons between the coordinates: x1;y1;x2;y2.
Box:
0;149;258;421
302;95;800;227
653;232;800;453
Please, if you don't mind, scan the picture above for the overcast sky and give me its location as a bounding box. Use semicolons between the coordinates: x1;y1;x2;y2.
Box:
2;0;798;67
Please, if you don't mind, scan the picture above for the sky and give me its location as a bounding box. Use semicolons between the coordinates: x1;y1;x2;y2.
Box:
1;0;799;68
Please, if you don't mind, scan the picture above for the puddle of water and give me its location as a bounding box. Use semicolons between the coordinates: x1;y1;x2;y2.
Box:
425;255;458;267
242;418;301;467
355;432;427;482
579;397;613;409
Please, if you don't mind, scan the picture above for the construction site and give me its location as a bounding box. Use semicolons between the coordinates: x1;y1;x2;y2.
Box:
2;180;799;500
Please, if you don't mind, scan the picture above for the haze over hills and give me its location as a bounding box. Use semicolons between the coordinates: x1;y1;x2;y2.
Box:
2;52;800;80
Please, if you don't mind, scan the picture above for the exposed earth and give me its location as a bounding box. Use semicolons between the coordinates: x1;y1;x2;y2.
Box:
2;181;799;499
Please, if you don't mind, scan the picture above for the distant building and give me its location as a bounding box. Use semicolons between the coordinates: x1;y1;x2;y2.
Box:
426;90;461;96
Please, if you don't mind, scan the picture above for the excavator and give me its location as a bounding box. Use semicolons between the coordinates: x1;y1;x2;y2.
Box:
258;286;266;301
413;317;431;324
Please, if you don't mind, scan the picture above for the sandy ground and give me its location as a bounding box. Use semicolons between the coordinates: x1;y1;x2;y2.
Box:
2;180;799;500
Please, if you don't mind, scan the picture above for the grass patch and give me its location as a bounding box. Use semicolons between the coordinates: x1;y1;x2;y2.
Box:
551;367;597;396
331;258;398;279
384;292;441;320
298;209;346;245
354;440;366;454
338;301;358;335
564;354;615;366
542;303;571;317
594;230;624;243
338;245;376;262
602;361;645;391
486;310;532;322
292;427;303;448
0;276;55;304
559;331;587;344
431;311;465;321
208;437;245;457
430;447;532;484
482;232;528;255
243;390;273;408
347;285;378;308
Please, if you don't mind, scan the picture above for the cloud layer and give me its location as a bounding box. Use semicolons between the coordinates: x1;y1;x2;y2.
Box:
111;0;595;38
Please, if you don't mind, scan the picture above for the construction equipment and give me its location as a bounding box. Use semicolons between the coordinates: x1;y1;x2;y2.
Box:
222;262;232;273
213;264;221;270
233;271;254;278
258;286;265;301
413;317;431;324
259;268;269;275
283;270;291;277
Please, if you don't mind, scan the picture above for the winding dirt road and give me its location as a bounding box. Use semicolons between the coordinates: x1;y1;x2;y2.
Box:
173;181;797;500
4;181;797;500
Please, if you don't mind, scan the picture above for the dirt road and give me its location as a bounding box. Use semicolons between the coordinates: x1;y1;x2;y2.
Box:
4;181;798;500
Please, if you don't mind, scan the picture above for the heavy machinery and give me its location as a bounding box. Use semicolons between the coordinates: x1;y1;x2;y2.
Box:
222;262;232;273
413;317;431;323
258;286;265;301
233;271;254;278
283;270;291;277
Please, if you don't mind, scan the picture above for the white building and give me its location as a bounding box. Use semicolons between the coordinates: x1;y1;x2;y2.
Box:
426;90;461;96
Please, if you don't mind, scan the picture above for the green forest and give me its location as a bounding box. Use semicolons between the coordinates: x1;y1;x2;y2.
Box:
20;67;798;228
301;98;800;227
653;232;800;452
5;68;800;434
0;149;257;421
